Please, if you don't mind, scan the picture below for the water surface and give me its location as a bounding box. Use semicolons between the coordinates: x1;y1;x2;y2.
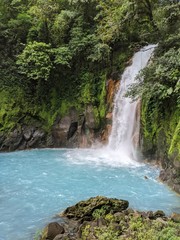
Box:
0;148;179;240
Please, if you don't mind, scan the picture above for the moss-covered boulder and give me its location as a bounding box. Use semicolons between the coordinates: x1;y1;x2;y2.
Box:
39;197;180;240
61;196;129;220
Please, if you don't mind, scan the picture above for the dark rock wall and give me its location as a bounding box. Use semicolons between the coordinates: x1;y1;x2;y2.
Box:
0;104;103;151
0;126;53;152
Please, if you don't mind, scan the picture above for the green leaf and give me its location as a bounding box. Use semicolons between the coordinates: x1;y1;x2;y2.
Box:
167;87;173;95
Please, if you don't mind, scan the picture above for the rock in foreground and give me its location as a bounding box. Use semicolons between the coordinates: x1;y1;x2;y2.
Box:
39;196;180;240
61;196;129;220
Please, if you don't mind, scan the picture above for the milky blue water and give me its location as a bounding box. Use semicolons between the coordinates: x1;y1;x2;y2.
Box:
0;149;180;240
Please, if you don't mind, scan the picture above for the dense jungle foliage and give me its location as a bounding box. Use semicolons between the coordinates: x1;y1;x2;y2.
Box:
0;0;179;161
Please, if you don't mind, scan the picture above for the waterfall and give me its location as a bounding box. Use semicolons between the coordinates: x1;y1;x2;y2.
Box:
108;45;157;163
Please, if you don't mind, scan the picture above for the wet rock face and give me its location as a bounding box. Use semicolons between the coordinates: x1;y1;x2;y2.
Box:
52;115;72;147
0;77;120;151
85;105;99;130
67;122;78;140
0;126;48;151
27;129;45;148
0;104;102;151
3;129;23;151
106;79;120;111
159;166;180;194
51;79;121;149
52;107;82;148
52;106;101;149
23;126;34;141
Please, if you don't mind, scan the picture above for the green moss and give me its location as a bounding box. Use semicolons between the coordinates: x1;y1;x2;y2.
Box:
141;96;159;154
99;105;106;120
0;88;58;132
38;105;56;131
80;82;95;104
38;88;82;130
81;224;91;240
76;72;96;105
92;106;100;129
112;48;132;74
126;217;179;240
92;206;109;220
168;110;180;161
62;196;128;219
141;92;180;163
81;213;180;240
0;89;27;131
59;100;73;116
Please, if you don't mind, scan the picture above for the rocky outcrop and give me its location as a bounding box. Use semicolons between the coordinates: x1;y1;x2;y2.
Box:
159;166;180;194
2;128;23;151
0;103;103;151
52;109;78;147
39;196;180;240
0;76;120;151
0;126;51;151
141;132;180;194
140;95;180;194
61;196;129;220
52;105;101;148
40;196;129;240
106;79;120;111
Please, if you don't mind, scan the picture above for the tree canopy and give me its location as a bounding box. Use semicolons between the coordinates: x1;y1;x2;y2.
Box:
0;0;179;132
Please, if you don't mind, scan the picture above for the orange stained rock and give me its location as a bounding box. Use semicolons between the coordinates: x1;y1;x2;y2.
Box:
106;112;112;120
106;79;120;105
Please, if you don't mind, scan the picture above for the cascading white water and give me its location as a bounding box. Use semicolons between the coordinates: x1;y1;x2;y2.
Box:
108;45;157;163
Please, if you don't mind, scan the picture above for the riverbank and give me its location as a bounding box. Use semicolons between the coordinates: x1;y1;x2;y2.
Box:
143;158;180;195
38;196;180;240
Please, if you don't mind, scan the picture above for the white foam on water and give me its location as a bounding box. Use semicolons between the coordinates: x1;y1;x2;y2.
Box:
63;148;143;168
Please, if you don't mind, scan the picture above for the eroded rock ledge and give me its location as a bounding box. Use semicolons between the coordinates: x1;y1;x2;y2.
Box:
39;196;180;240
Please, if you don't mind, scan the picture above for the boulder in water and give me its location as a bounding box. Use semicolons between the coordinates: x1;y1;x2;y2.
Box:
61;196;129;220
41;222;65;240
